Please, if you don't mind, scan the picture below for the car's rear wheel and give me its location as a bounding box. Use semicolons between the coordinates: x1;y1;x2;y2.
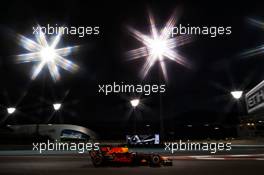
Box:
150;154;161;167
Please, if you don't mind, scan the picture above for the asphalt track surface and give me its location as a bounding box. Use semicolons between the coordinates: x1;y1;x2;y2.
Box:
0;155;263;175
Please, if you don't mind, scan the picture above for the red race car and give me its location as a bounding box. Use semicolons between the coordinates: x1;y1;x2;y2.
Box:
89;146;172;167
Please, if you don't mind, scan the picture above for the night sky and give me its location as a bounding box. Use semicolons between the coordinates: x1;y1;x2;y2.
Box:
0;1;264;139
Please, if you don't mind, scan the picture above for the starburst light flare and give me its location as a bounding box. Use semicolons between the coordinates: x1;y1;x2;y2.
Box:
127;10;192;81
241;18;264;58
16;26;79;82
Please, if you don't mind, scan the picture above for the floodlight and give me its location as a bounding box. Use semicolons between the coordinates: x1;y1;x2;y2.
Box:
130;99;140;108
53;103;62;111
231;91;243;99
7;107;16;114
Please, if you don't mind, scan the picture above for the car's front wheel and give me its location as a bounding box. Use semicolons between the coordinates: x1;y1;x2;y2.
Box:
92;155;104;167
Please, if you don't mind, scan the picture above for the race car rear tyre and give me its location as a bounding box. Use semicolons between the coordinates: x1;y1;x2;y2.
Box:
92;156;104;167
150;154;161;167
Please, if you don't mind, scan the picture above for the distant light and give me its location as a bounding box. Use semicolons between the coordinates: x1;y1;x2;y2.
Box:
214;127;219;130
258;121;263;123
231;91;243;99
7;107;16;114
130;99;140;108
247;123;251;126
146;124;150;127
251;123;255;126
187;125;193;128
48;124;53;126
53;103;62;111
204;124;209;127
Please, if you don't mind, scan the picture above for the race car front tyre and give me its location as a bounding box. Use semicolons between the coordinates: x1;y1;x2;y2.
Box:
92;156;104;167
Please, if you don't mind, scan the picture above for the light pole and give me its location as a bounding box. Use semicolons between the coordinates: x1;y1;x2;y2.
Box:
44;103;62;125
0;107;16;127
230;90;244;117
52;103;62;123
231;90;244;137
130;99;140;133
127;11;192;142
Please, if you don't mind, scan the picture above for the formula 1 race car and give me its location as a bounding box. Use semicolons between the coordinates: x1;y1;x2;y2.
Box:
89;146;172;167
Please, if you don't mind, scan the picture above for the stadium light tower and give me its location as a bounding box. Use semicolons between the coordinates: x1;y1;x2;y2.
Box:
130;99;140;108
53;103;62;111
231;91;243;100
7;107;16;114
